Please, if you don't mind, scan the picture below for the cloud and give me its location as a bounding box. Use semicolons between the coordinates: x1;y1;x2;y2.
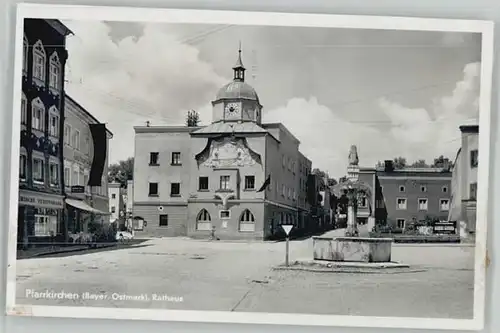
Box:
263;97;388;177
376;62;480;164
264;62;480;178
64;20;227;162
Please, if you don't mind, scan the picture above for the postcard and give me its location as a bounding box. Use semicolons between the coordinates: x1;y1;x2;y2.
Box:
5;3;494;331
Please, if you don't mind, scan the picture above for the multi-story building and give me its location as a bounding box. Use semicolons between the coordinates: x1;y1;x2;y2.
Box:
63;95;113;235
133;49;316;240
448;125;479;234
358;167;387;227
376;161;452;230
108;181;125;225
18;19;72;248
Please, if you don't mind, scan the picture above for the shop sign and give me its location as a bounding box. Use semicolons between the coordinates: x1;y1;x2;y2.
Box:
432;221;457;234
71;185;85;193
19;191;64;209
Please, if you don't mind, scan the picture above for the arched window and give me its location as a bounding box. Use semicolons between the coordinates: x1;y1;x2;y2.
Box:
49;51;61;90
48;105;59;137
23;34;28;74
196;209;212;231
239;209;255;232
32;40;46;81
31;97;45;131
21;92;27;125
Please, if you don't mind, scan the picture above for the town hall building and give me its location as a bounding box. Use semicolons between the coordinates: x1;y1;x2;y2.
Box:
132;49;315;240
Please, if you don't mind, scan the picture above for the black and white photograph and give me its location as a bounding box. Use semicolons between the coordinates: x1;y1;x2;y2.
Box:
5;4;494;331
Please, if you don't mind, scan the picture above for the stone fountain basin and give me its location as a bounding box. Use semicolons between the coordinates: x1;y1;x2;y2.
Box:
313;236;393;263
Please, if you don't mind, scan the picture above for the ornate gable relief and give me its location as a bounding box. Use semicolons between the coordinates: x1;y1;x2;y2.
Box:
198;136;261;168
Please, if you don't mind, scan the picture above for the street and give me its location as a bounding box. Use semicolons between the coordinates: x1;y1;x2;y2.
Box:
15;232;475;319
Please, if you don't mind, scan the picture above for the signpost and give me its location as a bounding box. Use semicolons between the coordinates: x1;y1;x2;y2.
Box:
281;224;294;267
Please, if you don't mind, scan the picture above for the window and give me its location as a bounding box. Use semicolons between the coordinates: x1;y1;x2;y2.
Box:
85;136;90;155
34;211;54;236
420;185;427;192
111;206;116;213
399;185;405;193
288;188;292;198
282;155;286;168
282;185;286;197
111;193;116;199
159;214;168;227
244;176;255;190
418;198;428;210
170;183;180;196
440;199;450;211
220;175;230;190
31;98;45;131
49;163;59;186
33;158;44;183
72;169;78;186
239;209;256;232
49;52;61;90
293;190;296;201
21;93;27;125
358;195;367;208
397;198;407;210
32;40;46;81
72;130;80;150
219;210;230;219
23;35;28;74
148;182;158;196
64;124;71;145
19;155;27;180
396;219;405;229
196;209;212;231
442;186;448;193
49;107;59;137
149;152;159;165
199;177;209;191
470;183;477;200
470;149;478;168
171;152;181;165
63;168;70;187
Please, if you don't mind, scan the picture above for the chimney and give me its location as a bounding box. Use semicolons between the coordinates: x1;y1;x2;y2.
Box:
384;160;394;172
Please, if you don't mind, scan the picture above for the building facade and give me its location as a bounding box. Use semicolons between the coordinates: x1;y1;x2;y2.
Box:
133;49;316;240
63;95;112;236
376;161;452;230
18;19;72;248
108;182;125;225
448;125;478;234
358;167;387;226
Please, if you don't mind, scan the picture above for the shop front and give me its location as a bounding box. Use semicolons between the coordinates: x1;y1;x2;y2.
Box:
65;197;111;242
18;189;65;249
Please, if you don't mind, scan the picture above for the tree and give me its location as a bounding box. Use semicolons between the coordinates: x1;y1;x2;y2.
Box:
186;110;200;127
393;156;407;169
108;157;134;188
410;159;428;168
432;155;452;169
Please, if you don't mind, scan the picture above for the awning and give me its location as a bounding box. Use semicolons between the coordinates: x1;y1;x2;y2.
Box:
65;198;111;215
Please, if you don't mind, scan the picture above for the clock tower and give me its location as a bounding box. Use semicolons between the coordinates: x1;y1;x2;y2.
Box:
212;46;262;124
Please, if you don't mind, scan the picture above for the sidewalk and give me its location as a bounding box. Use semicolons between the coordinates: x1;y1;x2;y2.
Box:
16;243;117;259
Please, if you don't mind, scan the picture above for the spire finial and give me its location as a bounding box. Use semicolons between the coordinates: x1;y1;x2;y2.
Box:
233;41;246;82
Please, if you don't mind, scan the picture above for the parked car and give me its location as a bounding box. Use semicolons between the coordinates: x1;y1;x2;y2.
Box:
116;230;134;242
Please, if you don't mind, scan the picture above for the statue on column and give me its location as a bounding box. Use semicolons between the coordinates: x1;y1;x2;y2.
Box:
348;145;359;166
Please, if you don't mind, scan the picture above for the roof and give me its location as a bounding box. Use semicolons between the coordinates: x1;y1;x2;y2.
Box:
376;168;452;178
46;19;74;36
65;94;113;137
233;49;245;69
459;125;479;133
215;81;259;102
192;121;267;135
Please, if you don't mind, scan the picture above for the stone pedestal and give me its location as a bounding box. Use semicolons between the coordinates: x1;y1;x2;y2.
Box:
313;236;393;263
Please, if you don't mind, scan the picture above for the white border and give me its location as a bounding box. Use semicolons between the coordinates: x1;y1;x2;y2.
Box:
5;3;494;331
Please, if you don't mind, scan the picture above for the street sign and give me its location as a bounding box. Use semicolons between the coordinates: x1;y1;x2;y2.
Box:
71;185;85;193
281;224;293;236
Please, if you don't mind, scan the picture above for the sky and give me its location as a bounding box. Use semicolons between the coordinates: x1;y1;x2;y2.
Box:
60;20;482;179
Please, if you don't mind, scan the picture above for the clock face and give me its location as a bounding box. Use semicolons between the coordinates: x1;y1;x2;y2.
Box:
224;102;241;119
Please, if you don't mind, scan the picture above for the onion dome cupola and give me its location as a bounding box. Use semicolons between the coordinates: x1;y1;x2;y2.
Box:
212;44;263;124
